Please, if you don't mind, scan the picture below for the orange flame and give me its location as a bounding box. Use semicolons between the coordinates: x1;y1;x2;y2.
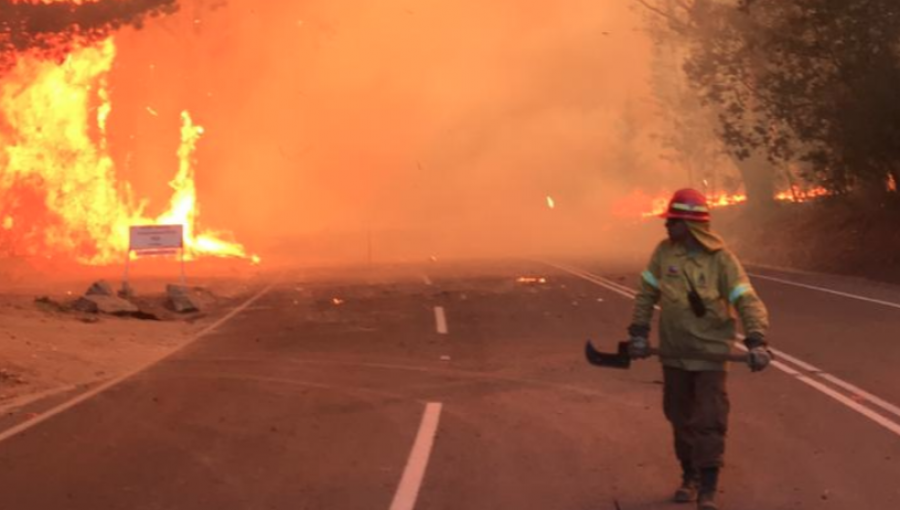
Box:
621;186;832;220
773;186;830;203
0;37;255;265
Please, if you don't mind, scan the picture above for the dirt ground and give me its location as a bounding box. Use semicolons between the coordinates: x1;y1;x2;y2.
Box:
0;257;266;416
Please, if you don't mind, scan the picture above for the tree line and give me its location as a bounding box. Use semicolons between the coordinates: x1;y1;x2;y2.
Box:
643;0;900;204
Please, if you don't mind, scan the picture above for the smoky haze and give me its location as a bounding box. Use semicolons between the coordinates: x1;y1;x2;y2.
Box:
107;0;681;266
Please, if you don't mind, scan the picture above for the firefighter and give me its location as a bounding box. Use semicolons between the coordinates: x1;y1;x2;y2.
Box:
627;188;772;510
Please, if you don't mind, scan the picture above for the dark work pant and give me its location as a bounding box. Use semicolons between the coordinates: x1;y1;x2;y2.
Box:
663;367;730;470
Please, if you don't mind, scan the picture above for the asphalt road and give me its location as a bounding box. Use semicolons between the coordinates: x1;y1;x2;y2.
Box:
1;259;898;509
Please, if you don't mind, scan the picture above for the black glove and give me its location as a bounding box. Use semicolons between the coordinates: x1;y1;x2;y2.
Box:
627;324;652;359
743;333;767;350
628;323;650;338
628;336;651;359
744;334;773;372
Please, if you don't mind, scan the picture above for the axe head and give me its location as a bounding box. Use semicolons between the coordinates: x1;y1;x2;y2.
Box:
584;340;632;369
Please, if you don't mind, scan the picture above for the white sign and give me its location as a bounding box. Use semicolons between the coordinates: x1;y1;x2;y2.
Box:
129;225;184;252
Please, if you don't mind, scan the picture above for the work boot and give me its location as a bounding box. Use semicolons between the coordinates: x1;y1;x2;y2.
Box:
673;463;699;503
697;467;720;510
697;492;718;510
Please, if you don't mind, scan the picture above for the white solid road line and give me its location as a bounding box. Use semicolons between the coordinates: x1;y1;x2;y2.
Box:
434;306;448;334
544;261;661;310
422;274;433;286
749;272;900;311
816;372;900;421
390;402;443;510
765;347;900;419
0;282;277;445
548;262;900;438
770;360;900;437
734;341;900;433
545;261;636;300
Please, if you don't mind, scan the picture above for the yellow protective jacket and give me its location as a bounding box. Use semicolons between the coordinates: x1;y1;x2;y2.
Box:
631;224;769;371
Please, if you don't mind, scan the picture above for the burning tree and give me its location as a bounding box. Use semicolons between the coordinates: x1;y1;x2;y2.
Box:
0;0;177;75
0;0;255;264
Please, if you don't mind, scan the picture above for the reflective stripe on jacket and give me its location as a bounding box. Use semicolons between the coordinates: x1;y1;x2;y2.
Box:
632;240;769;371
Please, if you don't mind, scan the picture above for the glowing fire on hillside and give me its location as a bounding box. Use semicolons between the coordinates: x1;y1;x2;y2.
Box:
613;187;833;220
0;37;255;265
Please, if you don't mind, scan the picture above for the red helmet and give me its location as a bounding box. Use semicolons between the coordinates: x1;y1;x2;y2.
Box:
663;188;710;222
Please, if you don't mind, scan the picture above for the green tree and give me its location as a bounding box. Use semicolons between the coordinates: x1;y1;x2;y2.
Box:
682;0;900;197
640;0;780;204
645;0;741;196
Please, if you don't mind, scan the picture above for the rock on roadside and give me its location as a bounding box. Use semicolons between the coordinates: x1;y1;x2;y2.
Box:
166;284;201;313
73;295;140;316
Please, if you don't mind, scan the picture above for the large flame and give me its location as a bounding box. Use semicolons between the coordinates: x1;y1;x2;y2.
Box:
0;36;255;265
